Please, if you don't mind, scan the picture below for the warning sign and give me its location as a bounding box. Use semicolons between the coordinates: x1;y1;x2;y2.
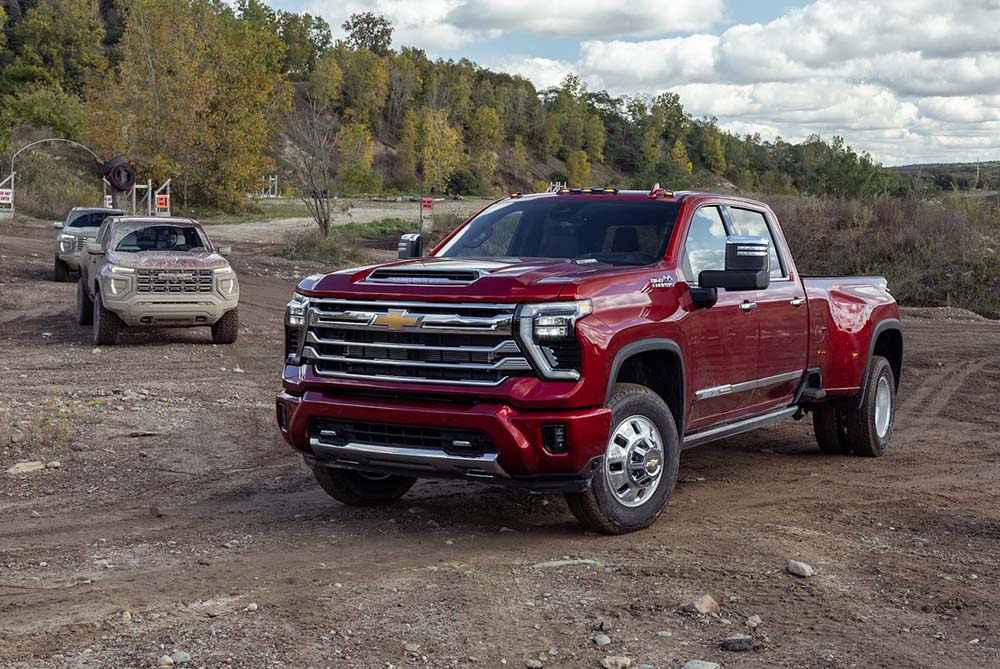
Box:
0;189;11;205
156;194;170;210
420;197;434;212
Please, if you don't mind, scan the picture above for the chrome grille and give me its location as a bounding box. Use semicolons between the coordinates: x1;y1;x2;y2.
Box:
300;299;532;386
136;269;213;294
75;237;87;252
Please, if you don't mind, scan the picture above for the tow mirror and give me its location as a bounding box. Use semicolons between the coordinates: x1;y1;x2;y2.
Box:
86;242;104;256
53;222;64;230
218;245;232;256
698;236;770;292
397;233;423;259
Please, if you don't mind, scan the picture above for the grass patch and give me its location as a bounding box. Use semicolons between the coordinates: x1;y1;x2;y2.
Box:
185;198;312;225
280;217;416;265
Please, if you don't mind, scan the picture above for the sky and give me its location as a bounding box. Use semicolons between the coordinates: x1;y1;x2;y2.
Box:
269;0;1000;166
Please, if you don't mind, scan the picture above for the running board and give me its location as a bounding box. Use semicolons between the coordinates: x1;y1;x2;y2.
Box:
683;407;798;449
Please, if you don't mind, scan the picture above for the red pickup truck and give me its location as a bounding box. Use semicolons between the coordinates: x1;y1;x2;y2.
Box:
276;188;902;534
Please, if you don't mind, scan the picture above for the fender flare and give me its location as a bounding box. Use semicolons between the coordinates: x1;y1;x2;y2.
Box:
606;338;687;433
855;317;903;408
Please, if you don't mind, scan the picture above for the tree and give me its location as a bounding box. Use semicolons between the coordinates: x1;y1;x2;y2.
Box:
383;52;420;136
335;122;381;193
398;106;463;192
670;138;692;174
277;10;331;79
341;12;392;55
466;105;502;180
0;5;6;53
566;150;590;188
335;44;389;129
309;50;342;109
84;0;290;209
583;114;605;162
0;84;85;141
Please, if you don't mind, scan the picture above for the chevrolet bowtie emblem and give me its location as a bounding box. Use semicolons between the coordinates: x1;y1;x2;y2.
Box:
371;309;423;330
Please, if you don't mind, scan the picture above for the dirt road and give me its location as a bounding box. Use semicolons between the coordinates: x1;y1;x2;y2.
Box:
1;220;998;669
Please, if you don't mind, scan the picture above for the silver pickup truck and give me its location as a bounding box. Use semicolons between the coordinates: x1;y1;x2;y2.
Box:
77;216;240;345
53;207;126;281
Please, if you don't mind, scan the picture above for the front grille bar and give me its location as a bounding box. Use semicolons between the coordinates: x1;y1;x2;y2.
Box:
309;307;512;334
302;345;532;372
305;330;521;358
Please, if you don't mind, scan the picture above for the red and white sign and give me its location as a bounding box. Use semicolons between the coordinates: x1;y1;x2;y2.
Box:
420;197;434;212
0;189;12;205
156;194;170;210
104;195;113;208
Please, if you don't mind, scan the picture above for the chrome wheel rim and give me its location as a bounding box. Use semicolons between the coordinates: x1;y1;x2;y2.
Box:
874;376;892;438
605;415;664;508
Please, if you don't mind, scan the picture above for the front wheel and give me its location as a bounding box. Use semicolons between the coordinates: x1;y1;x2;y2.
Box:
212;308;238;344
54;257;70;282
565;383;680;534
93;291;120;346
311;467;416;507
76;279;93;326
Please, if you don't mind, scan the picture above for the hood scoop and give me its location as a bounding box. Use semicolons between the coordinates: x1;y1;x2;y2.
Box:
367;266;485;285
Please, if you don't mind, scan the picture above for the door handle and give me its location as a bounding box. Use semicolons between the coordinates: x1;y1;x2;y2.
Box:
739;301;758;313
790;297;806;307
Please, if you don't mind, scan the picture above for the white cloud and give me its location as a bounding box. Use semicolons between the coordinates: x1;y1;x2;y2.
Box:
484;56;576;90
446;0;725;38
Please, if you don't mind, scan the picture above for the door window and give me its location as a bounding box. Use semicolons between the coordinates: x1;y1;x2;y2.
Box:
681;206;728;285
727;208;786;279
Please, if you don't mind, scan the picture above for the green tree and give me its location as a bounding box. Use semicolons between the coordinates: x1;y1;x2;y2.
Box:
466;105;502;179
309;50;342;109
583;114;605;162
399;106;463;191
277;10;331;79
0;84;85;140
670;138;692;174
335;45;389;128
566;150;590;188
505;138;529;176
335;122;382;193
341;12;392;55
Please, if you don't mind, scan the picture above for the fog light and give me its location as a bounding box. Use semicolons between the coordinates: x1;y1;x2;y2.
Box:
542;424;567;454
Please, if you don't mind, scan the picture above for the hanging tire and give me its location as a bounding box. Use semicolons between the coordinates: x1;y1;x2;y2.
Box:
311;467;416;507
93;291;120;346
565;383;680;534
211;308;239;344
54;257;70;282
845;356;896;457
812;405;852;454
76;279;93;326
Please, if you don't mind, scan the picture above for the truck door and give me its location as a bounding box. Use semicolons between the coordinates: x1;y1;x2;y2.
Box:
725;206;809;412
679;205;760;430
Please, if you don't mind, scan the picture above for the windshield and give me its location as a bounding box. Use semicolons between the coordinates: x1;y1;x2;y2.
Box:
67;211;123;228
437;198;680;266
113;224;210;253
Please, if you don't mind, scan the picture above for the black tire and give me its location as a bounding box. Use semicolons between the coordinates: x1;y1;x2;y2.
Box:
211;308;239;344
93;291;120;346
565;383;680;534
76;279;93;326
845;356;896;457
812;405;852;454
54;257;70;282
311;467;416;507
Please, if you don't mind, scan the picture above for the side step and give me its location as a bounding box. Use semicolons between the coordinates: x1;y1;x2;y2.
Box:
799;388;827;402
683;407;798;449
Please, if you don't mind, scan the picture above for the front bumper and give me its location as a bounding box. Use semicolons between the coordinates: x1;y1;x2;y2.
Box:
276;390;611;493
104;292;239;327
55;248;82;270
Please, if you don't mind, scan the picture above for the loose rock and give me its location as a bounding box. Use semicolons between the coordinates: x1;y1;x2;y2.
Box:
681;662;719;669
525;660;543;668
720;634;754;652
6;461;45;475
404;642;420;653
169;650;191;664
46;461;61;469
787;560;815;578
593;633;612;646
531;558;604;569
655;631;672;638
746;615;762;628
158;656;174;667
600;657;633;669
679;594;719;615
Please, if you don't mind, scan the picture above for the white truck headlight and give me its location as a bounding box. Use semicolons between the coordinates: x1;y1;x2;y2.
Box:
286;292;309;327
285;292;310;361
214;267;237;296
58;234;75;252
517;300;592;381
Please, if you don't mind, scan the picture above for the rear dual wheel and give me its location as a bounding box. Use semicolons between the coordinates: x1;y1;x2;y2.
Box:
812;355;895;457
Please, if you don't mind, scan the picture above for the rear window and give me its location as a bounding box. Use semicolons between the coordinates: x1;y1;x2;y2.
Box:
67;211;124;228
437;198;680;266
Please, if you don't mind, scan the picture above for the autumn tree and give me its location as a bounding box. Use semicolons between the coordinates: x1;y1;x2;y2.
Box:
399;106;463;192
566;150;590;188
335;122;381;193
85;0;290;209
465;105;502;180
334;44;388;129
584;114;605;162
341;12;393;55
670;138;693;174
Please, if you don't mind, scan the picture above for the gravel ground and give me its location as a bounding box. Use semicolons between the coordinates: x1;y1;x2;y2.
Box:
1;217;998;669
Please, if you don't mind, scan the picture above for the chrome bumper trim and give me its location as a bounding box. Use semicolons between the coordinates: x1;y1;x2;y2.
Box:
309;437;510;479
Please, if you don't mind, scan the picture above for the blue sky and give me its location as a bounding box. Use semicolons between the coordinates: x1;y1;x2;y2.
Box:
264;1;1000;165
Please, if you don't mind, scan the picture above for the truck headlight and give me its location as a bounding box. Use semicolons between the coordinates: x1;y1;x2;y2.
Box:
106;266;133;296
516;300;592;381
214;266;237;296
57;234;75;252
285;292;310;361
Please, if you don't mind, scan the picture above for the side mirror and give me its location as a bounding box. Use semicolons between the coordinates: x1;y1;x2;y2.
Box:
217;245;232;256
397;233;423;259
53;222;64;230
698;236;770;292
86;242;104;256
